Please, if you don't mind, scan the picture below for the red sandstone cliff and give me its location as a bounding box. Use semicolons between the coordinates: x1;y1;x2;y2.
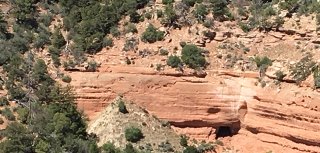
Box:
62;13;320;153
69;65;320;153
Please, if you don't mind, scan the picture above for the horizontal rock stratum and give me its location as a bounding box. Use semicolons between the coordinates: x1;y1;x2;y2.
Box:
69;66;320;153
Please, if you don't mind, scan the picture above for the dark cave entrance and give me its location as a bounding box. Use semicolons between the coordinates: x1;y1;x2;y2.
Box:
215;126;232;139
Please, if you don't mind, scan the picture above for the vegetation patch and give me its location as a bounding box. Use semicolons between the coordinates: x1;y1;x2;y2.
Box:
167;55;182;68
181;44;207;69
61;75;72;83
125;126;144;143
1;107;15;121
118;99;129;114
0;97;9;106
141;24;164;43
290;54;316;84
251;56;272;76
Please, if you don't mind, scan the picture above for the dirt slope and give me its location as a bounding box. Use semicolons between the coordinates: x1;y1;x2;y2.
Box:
87;97;183;152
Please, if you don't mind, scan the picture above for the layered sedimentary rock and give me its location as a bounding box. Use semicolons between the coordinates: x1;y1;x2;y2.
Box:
69;66;320;153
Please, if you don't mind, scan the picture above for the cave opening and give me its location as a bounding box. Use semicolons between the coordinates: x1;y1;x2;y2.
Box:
215;126;232;139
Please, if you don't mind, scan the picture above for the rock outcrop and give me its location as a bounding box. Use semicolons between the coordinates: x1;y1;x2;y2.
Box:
69;66;320;153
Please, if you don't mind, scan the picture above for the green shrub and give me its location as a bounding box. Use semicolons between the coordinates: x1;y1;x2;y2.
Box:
125;126;143;143
182;0;198;7
161;120;170;127
143;143;153;152
86;60;98;72
157;10;163;18
183;146;199;153
110;26;121;37
158;141;174;152
7;86;26;101
252;56;272;69
251;56;272;76
2;107;15;121
49;46;61;67
17;107;29;124
38;13;53;27
123;37;139;51
51;50;61;67
145;12;152;20
63;59;77;71
210;0;231;21
141;24;164;43
279;0;299;12
125;23;138;34
162;4;177;26
11;35;29;53
273;16;285;30
237;7;247;17
118;99;128;114
34;29;51;49
160;48;169;56
102;142;121;153
0;96;9;106
239;22;252;33
123;143;137;153
197;141;215;152
130;11;141;23
194;4;208;21
103;37;114;47
162;0;174;5
313;67;320;88
156;64;163;71
51;28;66;49
203;19;213;28
180;135;188;147
62;75;72;83
167;55;182;68
139;16;145;22
274;70;286;82
0;12;9;40
0;117;3;124
181;44;207;69
263;6;276;17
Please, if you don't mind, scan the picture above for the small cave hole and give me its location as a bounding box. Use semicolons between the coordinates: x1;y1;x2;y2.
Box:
215;126;232;139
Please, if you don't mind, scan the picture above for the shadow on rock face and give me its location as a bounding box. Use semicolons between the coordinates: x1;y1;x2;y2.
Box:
215;121;241;139
216;126;232;139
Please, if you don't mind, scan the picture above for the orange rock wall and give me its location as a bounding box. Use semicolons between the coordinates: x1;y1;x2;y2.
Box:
69;67;320;153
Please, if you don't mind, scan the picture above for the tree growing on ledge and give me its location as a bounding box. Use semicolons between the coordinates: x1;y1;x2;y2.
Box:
167;55;182;68
141;24;164;43
181;44;207;69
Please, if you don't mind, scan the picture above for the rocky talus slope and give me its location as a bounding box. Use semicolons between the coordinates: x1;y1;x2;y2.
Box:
87;97;183;152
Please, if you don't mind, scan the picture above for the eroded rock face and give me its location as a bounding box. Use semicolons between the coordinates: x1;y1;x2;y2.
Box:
69;66;320;153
